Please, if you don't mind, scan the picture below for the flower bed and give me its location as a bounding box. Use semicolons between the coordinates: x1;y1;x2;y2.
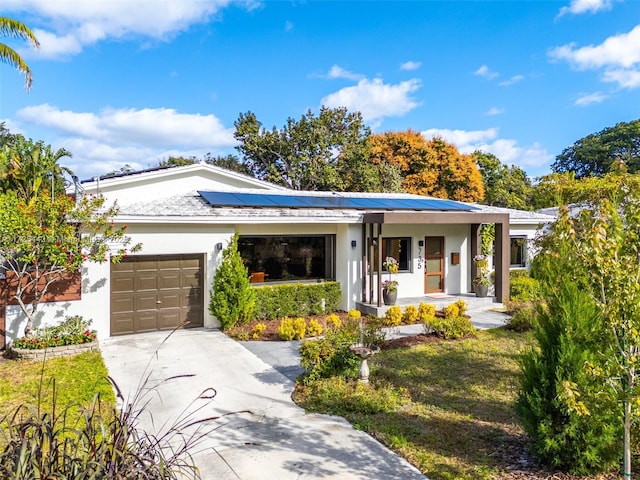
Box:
7;315;99;361
9;340;99;361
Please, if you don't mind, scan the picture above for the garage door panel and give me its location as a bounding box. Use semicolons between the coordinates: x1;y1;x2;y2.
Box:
112;295;134;313
111;314;134;335
111;276;134;294
158;311;182;329
133;260;159;271
111;254;204;336
159;273;181;289
158;291;181;309
136;274;158;291
135;293;159;312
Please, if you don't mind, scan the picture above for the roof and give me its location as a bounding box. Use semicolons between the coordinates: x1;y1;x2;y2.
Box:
473;204;556;224
198;190;477;211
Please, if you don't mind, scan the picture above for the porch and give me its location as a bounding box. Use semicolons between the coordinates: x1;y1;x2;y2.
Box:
356;292;509;330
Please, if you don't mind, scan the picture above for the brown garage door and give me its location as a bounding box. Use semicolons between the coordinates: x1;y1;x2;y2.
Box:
110;254;204;336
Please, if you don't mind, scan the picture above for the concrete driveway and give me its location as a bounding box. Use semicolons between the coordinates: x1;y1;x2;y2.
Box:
100;328;427;480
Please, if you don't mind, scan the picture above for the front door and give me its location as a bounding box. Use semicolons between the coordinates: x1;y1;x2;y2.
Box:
424;236;445;293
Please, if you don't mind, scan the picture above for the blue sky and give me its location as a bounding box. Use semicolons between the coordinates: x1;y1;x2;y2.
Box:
2;0;640;181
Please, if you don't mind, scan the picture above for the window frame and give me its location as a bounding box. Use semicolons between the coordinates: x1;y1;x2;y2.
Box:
509;236;528;268
381;237;412;273
237;234;336;283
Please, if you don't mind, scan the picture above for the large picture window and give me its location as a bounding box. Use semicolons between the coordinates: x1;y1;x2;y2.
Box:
510;237;527;267
238;235;335;283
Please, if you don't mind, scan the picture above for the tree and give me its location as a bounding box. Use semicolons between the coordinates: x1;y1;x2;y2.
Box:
526;171;640;476
475;151;532;209
552;119;640;179
0;134;72;204
532;163;640;209
0;190;141;334
157;156;197;168
234;107;390;191
203;153;254;177
1;16;40;90
518;250;619;473
369;131;485;202
209;234;255;330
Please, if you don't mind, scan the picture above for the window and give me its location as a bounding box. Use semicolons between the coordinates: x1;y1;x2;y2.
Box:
382;237;411;272
238;235;335;283
510;237;527;267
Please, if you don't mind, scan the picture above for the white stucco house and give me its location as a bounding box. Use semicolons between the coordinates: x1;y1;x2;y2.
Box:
0;164;554;346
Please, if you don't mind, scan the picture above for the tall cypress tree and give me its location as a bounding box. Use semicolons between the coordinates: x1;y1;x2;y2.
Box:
209;234;256;330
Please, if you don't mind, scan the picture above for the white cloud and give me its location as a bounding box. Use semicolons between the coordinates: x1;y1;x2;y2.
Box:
499;75;525;87
485;107;505;116
6;0;236;58
400;61;421;71
558;0;614;17
321;78;421;124
549;25;640;89
422;127;553;170
285;21;294;32
326;65;364;81
602;69;640;88
474;65;499;80
575;91;610;105
15;104;236;178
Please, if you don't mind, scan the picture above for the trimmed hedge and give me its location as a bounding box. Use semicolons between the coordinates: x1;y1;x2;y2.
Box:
252;282;342;320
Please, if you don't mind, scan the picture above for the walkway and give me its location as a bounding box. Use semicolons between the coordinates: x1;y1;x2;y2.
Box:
101;329;427;480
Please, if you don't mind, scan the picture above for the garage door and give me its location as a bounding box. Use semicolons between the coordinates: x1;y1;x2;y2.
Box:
110;254;204;336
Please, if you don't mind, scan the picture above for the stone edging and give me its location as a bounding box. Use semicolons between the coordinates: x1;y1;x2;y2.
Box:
8;341;100;361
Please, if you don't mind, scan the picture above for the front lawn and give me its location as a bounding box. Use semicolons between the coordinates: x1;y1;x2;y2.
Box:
294;328;623;480
0;351;116;419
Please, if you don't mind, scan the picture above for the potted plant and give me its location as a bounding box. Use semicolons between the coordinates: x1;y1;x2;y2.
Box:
473;255;491;297
382;256;399;305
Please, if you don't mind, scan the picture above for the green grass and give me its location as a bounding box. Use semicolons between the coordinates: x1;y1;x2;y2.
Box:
294;328;533;480
0;351;116;418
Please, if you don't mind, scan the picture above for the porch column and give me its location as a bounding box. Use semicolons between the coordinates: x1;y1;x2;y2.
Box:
470;223;481;292
368;223;375;304
494;221;509;303
376;223;382;307
361;223;367;303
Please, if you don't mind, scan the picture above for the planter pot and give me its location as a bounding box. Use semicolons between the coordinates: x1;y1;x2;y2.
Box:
474;284;489;297
382;288;397;305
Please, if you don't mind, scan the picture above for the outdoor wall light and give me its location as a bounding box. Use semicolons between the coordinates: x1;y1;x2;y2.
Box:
418;240;424;247
215;242;223;251
351;240;357;248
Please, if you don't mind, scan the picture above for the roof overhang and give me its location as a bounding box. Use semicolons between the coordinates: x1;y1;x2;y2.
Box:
363;211;510;225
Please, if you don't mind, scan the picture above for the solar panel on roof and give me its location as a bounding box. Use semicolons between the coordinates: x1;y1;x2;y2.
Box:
197;191;477;211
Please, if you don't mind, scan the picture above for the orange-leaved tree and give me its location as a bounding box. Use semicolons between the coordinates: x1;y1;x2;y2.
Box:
369;130;485;202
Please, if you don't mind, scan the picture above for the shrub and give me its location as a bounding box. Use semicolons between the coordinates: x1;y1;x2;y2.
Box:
251;322;267;339
299;318;382;383
516;282;620;474
384;306;403;326
326;313;341;329
418;303;436;323
278;317;307;341
510;276;541;303
453;299;467;316
253;282;341;320
442;303;459;319
12;316;97;350
402;305;419;324
426;316;475;339
347;309;361;321
506;306;537;332
510;268;530;280
306;319;324;337
210;233;256;330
